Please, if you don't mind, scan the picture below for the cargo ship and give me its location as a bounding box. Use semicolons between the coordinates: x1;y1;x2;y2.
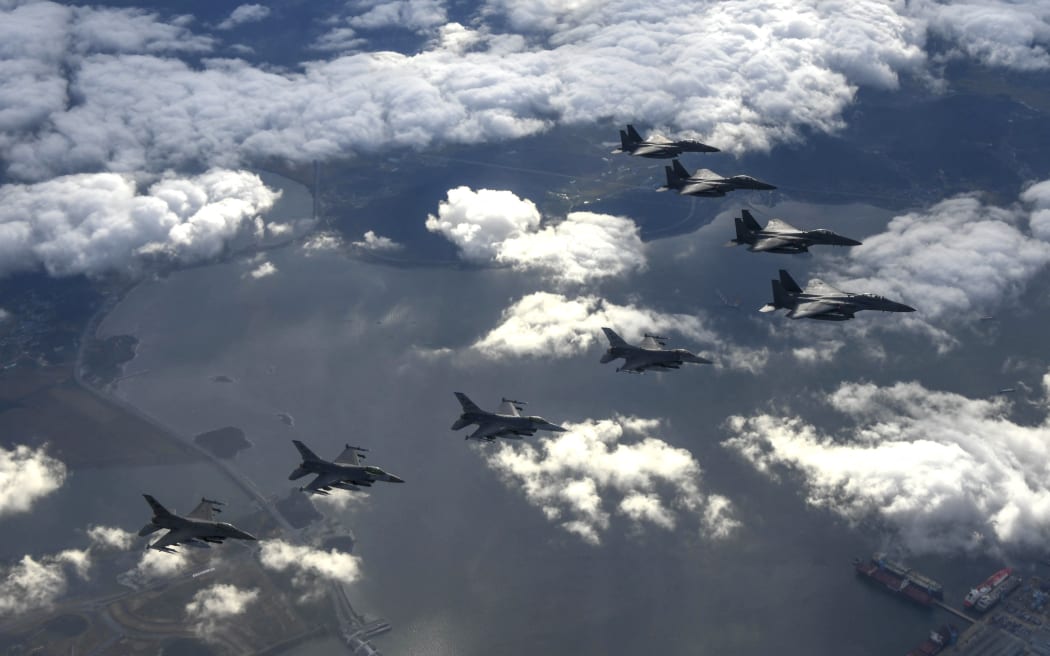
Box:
853;553;943;607
906;624;958;656
963;567;1012;609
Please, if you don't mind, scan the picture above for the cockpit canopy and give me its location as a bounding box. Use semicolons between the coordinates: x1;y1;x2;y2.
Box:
364;466;384;476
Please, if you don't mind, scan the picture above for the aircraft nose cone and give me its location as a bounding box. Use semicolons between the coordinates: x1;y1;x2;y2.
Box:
549;424;568;432
841;237;863;246
388;475;405;483
894;302;916;312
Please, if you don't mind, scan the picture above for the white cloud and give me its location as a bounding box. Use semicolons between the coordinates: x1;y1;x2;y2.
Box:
349;0;447;32
791;340;844;364
86;525;135;550
352;230;402;251
723;378;1050;555
258;541;361;597
1;1;936;180
247;260;278;279
0;444;66;517
217;4;271;31
469;292;768;372
426;187;645;284
302;232;344;253
185;583;259;638
484;416;739;544
0;169;279;277
0;549;91;618
916;0;1050;71
134;548;190;579
820;182;1050;349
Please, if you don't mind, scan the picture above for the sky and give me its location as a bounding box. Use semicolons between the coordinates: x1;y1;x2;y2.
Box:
2;0;1050;653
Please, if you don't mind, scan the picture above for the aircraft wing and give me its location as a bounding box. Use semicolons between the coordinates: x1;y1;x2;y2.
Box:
764;218;799;233
186;499;221;521
303;471;345;493
619;354;651;372
334;445;364;466
150;528;192;551
791;301;841;319
497;400;521;416
680;181;724;195
632;144;669;156
750;237;796;252
639;335;666;349
467;422;505;441
804;278;844;295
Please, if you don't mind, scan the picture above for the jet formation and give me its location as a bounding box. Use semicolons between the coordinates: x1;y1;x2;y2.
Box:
612;124;719;158
600;328;712;374
451;393;566;442
139;495;256;553
761;269;915;321
730;209;861;253
289;440;404;495
658;159;776;197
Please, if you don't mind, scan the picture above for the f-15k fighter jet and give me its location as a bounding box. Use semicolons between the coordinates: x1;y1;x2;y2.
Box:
760;270;915;321
658;159;775;196
730;210;862;253
613;124;719;158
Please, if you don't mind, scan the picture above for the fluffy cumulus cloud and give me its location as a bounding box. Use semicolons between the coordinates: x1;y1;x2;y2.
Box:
0;169;279;277
470;292;768;372
216;4;271;31
0;550;90;618
819;181;1050;347
723;378;1050;555
185;583;259;638
348;0;447;32
86;525;135;550
485;416;739;544
0;444;67;517
258;541;361;597
247;260;278;279
352;230;402;251
1;0;935;180
915;0;1050;71
134;548;190;579
426;187;644;284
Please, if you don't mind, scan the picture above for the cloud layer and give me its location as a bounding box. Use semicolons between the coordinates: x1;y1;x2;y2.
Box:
485;416;738;544
258;541;361;597
186;583;259;638
0;444;66;517
0;169;278;277
724;378;1050;555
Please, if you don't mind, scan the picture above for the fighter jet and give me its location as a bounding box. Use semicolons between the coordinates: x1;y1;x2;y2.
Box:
613;124;719;158
760;269;915;321
289;440;404;495
600;327;713;373
138;495;256;553
658;159;775;196
451;393;566;442
730;209;861;253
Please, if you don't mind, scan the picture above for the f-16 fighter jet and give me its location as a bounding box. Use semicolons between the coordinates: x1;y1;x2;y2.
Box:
730;210;862;253
760;270;915;321
289;440;404;495
600;328;713;373
613;124;719;158
658;159;775;196
139;495;256;553
451;393;566;442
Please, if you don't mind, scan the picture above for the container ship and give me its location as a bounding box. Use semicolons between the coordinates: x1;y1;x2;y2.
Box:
853;553;943;607
963;567;1013;610
906;624;958;656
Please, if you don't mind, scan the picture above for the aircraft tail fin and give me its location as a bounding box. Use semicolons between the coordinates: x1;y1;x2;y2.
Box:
618;130;631;152
740;209;762;232
733;218;754;244
778;269;803;294
671;158;691;179
601;327;629;348
771;279;792;309
143;494;173;519
454;392;483;415
659;165;679;191
625;124;643;143
292;440;321;463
